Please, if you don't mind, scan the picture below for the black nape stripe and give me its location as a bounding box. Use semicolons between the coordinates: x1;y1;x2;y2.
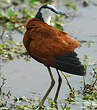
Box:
35;4;66;21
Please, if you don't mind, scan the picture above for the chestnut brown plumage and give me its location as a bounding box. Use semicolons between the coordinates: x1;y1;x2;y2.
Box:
23;4;86;107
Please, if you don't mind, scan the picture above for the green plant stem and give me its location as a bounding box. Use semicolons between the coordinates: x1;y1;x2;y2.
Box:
61;71;74;93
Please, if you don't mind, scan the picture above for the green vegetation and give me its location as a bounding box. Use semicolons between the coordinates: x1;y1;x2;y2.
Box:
0;0;97;110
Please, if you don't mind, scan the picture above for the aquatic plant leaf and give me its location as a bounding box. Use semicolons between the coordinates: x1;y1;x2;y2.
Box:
7;8;14;17
65;106;71;110
6;22;14;29
54;22;64;31
0;107;8;110
66;0;71;7
29;0;35;4
72;3;77;11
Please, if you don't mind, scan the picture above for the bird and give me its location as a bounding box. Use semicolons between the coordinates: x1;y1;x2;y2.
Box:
23;4;86;108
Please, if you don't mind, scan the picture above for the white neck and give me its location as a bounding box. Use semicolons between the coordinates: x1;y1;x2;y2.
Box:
41;9;53;24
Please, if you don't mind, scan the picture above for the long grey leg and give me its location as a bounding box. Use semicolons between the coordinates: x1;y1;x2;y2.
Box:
54;69;62;103
40;67;55;106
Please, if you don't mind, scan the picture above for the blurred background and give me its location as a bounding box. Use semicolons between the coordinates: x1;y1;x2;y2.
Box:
0;0;97;110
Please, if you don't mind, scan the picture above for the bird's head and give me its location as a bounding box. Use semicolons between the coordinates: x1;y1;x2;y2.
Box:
36;4;67;24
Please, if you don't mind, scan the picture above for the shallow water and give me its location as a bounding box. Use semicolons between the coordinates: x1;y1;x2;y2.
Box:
0;1;97;110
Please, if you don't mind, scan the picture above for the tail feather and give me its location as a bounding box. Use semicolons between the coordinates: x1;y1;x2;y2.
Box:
53;51;86;76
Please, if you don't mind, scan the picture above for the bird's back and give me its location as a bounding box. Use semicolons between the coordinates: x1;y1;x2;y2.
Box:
24;17;80;54
23;18;86;76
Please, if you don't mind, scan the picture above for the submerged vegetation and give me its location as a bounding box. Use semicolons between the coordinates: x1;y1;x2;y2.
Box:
0;0;97;110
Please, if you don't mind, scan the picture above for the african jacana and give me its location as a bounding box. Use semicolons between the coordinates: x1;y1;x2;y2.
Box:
23;4;86;107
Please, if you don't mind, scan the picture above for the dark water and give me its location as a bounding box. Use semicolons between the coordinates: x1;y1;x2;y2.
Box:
0;1;97;110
